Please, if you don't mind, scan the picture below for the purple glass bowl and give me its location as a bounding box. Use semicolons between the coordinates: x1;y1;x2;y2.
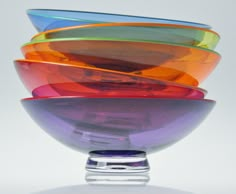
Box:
22;96;215;172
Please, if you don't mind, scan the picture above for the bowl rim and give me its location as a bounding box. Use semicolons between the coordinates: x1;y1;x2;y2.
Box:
27;9;211;29
31;22;220;41
23;37;221;56
21;95;216;103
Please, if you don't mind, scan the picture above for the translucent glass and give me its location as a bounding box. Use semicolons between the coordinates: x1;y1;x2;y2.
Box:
85;171;150;184
86;150;150;173
32;23;219;50
15;59;206;98
27;9;211;32
22;96;215;154
22;39;221;86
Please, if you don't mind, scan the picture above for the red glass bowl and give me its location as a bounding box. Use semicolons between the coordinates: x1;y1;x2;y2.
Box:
15;59;206;98
22;39;221;86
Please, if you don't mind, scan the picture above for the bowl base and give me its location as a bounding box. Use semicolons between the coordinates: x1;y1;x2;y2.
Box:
86;150;150;173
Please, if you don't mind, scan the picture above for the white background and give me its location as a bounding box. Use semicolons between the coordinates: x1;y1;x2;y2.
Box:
1;0;235;193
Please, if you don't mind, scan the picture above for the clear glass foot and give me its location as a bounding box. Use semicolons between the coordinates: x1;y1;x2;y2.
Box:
86;150;150;173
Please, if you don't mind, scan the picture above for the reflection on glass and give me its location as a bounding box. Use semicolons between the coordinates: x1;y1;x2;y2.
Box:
35;184;193;194
85;172;150;185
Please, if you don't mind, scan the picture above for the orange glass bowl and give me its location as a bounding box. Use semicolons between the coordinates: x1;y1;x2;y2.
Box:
22;39;221;86
31;23;220;50
15;59;206;98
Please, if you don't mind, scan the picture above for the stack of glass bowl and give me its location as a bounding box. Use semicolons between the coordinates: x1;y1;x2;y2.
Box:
15;9;221;173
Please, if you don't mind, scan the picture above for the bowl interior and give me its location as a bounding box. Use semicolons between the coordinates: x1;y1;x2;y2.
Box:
22;39;220;86
15;59;206;98
31;23;219;50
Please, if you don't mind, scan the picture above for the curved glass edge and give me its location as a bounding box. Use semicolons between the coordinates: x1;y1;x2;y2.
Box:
30;24;220;50
27;9;211;29
23;37;221;55
21;95;216;104
32;22;220;39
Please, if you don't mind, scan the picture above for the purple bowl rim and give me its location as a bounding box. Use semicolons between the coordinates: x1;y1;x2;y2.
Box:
21;96;216;103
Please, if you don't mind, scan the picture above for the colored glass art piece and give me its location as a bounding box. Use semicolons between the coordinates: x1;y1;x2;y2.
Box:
14;9;221;173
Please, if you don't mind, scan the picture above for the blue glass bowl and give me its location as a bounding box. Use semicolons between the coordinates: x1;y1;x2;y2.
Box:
27;9;211;32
